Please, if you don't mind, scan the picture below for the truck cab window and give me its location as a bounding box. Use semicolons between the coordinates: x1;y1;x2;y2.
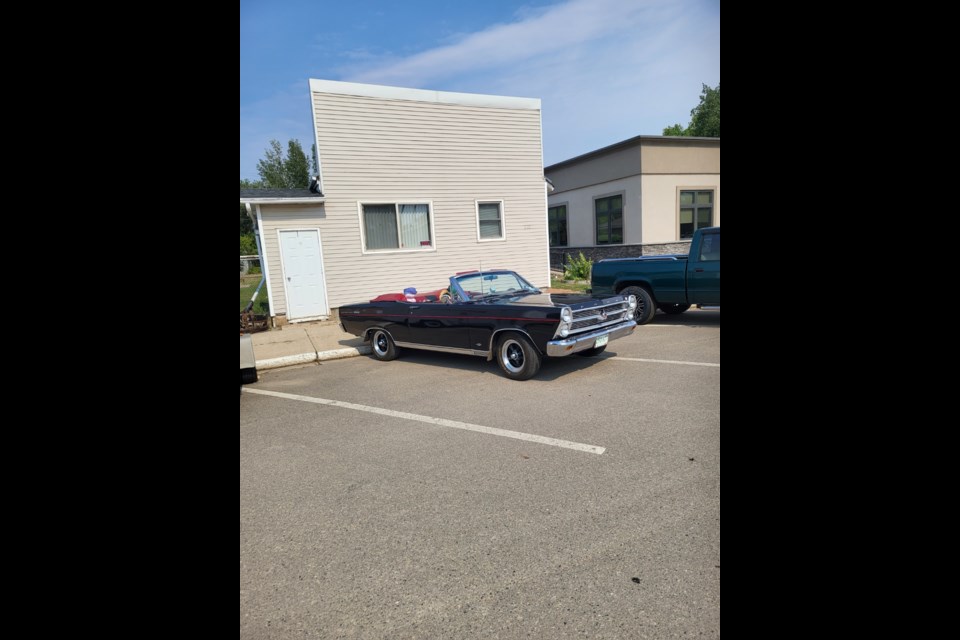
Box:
699;233;720;262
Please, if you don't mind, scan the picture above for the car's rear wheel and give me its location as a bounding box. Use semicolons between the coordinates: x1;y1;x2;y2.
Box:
496;333;541;380
620;286;656;325
659;303;691;315
576;346;607;357
371;329;399;361
240;368;258;384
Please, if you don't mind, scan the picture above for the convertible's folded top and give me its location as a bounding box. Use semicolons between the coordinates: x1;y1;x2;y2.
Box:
370;288;446;303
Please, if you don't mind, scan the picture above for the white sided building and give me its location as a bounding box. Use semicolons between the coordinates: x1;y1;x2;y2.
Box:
241;79;549;324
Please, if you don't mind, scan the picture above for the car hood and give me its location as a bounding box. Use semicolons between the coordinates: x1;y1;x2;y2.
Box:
476;292;620;308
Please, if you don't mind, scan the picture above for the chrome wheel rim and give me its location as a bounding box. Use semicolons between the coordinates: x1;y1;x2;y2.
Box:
373;331;389;356
501;339;525;373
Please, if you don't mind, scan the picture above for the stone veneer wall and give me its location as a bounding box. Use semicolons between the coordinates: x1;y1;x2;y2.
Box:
550;241;692;268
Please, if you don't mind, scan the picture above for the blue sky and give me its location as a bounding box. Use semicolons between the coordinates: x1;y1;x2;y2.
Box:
240;0;720;181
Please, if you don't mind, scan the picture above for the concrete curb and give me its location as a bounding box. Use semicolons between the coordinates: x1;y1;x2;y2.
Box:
319;346;372;361
257;345;371;370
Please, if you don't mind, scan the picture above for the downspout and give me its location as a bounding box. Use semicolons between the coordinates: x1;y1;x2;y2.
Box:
243;203;266;313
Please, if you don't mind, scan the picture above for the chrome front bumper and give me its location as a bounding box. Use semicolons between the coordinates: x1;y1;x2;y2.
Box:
545;320;637;357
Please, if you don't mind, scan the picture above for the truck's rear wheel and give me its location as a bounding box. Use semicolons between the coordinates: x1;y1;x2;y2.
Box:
621;286;656;324
659;303;691;315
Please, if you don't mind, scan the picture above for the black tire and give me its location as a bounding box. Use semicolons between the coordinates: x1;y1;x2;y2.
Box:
495;333;541;380
620;286;656;325
370;329;400;361
659;303;691;315
240;368;258;384
576;345;607;357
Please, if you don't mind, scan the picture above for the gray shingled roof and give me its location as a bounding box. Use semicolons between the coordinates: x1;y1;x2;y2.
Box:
240;188;324;199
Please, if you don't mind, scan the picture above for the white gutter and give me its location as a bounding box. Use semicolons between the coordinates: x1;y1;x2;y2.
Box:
240;197;326;205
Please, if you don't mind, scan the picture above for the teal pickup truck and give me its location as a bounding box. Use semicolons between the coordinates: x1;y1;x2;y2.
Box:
590;227;720;324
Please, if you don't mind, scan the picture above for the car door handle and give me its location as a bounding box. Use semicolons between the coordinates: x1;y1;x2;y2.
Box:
409;305;420;310
695;268;704;273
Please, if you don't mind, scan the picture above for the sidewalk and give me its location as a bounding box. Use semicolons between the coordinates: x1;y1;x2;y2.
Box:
250;320;370;370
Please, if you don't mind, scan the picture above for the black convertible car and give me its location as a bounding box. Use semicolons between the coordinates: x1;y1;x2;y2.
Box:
339;270;637;380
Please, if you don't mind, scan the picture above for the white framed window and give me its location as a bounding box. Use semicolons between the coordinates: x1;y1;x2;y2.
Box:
476;200;505;242
358;202;436;253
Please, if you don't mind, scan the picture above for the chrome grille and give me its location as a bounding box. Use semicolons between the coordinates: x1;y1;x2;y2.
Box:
569;300;630;334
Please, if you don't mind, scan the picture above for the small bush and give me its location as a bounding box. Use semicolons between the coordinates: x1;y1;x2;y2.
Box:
564;252;593;280
240;233;257;255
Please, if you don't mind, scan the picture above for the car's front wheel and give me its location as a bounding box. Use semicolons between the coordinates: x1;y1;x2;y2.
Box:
370;329;400;361
496;333;541;380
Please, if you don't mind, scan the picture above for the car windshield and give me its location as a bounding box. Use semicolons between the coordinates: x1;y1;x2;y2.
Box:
452;272;538;300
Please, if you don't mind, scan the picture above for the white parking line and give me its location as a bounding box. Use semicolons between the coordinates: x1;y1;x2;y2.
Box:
610;357;720;367
243;388;606;455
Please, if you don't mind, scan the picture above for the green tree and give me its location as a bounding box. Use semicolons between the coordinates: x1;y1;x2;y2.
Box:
663;83;720;137
240;179;260;254
255;139;311;188
239;179;259;237
283;139;310;188
256;140;286;187
240;233;258;255
688;83;720;137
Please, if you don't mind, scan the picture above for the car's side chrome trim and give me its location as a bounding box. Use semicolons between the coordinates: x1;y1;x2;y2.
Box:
394;341;489;357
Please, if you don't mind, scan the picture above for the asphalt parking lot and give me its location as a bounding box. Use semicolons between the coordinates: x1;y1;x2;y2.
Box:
240;310;720;639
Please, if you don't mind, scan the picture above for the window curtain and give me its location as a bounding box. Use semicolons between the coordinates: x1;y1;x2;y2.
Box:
363;205;398;250
399;204;430;248
478;203;502;239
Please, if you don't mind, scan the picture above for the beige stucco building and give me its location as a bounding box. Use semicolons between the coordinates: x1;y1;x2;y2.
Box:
241;79;549;323
544;136;720;266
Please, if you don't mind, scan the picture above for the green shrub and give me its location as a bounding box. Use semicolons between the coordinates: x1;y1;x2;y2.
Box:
564;252;593;280
240;233;257;255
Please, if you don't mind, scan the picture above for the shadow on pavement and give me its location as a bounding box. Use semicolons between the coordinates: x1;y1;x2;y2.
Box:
649;309;720;327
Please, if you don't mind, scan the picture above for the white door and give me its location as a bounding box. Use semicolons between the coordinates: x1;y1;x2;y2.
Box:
279;229;327;319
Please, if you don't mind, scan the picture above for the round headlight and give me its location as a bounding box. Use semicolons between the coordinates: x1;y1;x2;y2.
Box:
561;307;573;323
628;295;637;310
559;327;570;337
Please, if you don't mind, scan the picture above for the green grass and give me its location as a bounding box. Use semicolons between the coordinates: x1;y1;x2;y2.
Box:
550;276;591;293
240;276;270;314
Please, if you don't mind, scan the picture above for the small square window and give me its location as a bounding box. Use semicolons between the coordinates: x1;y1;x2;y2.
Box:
477;201;504;240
